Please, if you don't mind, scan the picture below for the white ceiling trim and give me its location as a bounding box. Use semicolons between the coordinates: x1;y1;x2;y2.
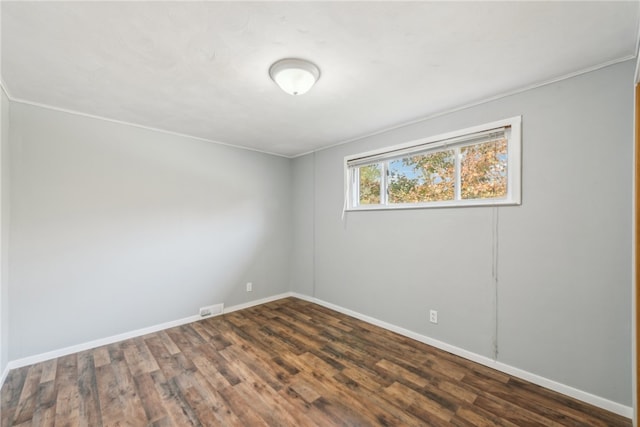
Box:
635;7;640;84
0;79;11;100
2;91;290;158
633;0;640;84
294;54;637;158
1;53;636;161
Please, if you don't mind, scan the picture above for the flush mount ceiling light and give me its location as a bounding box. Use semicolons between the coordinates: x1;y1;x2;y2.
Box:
269;58;320;96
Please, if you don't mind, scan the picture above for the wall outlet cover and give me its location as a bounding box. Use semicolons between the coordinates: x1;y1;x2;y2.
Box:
429;310;438;324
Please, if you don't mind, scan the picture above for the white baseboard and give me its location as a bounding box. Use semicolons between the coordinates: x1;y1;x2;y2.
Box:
0;363;9;387
224;292;293;314
7;313;203;371
290;292;633;419
5;292;293;373
2;291;632;419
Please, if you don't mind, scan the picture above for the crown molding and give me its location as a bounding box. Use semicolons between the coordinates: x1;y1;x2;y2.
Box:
294;55;636;158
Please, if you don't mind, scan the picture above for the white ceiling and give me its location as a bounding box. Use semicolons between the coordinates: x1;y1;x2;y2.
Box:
2;1;639;157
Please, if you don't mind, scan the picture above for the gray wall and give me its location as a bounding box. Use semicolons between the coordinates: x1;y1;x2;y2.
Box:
1;88;9;373
9;103;292;360
291;60;633;406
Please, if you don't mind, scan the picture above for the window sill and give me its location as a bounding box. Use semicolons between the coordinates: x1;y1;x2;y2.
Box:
346;198;521;211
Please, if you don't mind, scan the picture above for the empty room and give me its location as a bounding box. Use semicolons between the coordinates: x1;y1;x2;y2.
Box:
0;1;637;426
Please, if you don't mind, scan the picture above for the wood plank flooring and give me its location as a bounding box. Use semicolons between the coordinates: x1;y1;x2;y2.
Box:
0;297;631;426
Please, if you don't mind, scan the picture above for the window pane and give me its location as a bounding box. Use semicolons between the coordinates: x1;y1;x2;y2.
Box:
388;150;455;203
358;163;382;205
461;139;507;200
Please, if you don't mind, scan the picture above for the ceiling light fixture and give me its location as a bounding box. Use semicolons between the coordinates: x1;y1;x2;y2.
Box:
269;58;320;96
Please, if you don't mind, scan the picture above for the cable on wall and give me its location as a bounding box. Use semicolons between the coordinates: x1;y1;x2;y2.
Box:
491;206;500;360
312;151;317;298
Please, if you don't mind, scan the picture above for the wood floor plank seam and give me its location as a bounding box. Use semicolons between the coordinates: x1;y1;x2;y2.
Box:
0;297;631;426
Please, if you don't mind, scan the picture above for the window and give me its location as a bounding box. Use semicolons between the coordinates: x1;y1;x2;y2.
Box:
345;116;521;210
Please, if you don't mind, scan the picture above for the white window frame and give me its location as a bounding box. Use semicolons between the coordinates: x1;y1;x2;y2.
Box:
344;116;522;211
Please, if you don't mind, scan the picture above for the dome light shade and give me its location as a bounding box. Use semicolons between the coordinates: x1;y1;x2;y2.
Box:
269;58;320;96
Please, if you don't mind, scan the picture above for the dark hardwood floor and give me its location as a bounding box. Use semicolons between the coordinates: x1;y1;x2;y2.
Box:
0;297;631;426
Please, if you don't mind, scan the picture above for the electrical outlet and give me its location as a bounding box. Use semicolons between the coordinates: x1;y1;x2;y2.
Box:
429;309;438;324
246;282;253;292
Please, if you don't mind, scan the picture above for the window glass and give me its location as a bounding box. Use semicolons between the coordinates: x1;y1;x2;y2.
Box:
388;150;455;203
357;163;382;205
461;139;507;200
